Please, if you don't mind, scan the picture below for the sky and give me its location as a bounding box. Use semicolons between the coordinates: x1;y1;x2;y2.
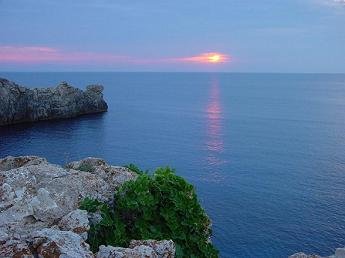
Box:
0;0;344;72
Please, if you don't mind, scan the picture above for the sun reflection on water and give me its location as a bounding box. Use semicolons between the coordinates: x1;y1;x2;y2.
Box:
204;78;226;182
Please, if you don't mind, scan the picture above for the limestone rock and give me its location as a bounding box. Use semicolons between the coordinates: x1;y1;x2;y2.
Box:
87;84;104;94
66;157;137;190
0;78;108;126
129;240;175;258
0;155;46;171
32;228;93;258
289;253;322;258
0;155;174;258
59;209;90;240
0;238;34;258
289;248;345;258
0;155;135;240
335;248;345;258
96;245;158;258
95;240;175;258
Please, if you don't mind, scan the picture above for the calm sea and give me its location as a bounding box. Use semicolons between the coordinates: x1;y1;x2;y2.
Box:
1;72;345;258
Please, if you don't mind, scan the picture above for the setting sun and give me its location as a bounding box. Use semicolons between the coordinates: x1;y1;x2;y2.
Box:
208;54;221;63
177;52;230;64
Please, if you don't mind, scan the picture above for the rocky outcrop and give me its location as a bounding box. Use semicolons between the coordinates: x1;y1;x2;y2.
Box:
97;240;175;258
0;156;175;257
0;78;108;126
289;248;345;258
66;157;137;190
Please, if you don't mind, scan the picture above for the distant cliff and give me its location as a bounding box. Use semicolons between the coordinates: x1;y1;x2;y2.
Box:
0;78;108;126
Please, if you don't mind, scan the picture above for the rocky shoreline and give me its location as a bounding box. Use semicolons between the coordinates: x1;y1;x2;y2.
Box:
0;78;108;126
0;156;175;257
289;249;345;258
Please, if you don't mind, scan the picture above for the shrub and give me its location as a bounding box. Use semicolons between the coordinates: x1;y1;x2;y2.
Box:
77;163;95;173
80;166;218;258
124;163;146;175
79;198;128;249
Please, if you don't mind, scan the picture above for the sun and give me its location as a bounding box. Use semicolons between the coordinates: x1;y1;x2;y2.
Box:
203;52;228;63
177;52;229;64
208;54;221;63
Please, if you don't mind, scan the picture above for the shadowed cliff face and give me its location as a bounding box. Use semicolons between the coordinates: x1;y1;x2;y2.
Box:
0;78;108;126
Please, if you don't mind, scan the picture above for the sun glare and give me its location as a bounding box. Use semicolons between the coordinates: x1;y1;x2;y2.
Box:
208;54;221;63
179;52;229;64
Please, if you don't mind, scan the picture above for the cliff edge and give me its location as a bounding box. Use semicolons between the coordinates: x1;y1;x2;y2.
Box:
0;156;175;257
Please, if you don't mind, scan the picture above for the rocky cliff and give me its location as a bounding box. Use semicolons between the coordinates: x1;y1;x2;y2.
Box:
290;249;345;258
0;78;108;126
0;156;175;257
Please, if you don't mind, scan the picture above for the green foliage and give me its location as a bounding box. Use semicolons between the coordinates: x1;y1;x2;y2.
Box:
79;197;128;250
80;166;218;258
77;163;95;173
124;163;146;175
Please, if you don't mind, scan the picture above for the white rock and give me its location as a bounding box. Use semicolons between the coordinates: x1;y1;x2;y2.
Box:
66;157;137;190
289;248;345;258
289;253;322;258
335;248;345;258
0;155;174;258
30;188;61;222
32;228;93;258
129;240;175;258
96;245;157;258
0;238;34;258
59;209;90;240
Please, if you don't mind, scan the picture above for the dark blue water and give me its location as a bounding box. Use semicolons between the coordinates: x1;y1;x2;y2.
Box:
1;72;345;258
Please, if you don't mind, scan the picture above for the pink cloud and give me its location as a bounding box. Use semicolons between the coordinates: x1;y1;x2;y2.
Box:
0;46;130;64
172;52;230;64
0;46;231;66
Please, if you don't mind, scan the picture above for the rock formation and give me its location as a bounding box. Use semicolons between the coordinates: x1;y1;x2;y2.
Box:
0;156;175;257
0;78;108;126
289;248;345;258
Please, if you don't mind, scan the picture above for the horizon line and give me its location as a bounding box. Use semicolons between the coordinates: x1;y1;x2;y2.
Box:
1;71;345;75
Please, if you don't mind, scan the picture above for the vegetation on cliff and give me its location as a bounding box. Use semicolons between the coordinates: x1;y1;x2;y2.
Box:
80;166;218;258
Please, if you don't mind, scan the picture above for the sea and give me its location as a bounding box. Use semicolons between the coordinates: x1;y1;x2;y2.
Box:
1;72;345;258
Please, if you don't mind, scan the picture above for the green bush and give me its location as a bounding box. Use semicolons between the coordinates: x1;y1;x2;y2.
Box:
124;163;146;175
79;198;128;249
80;167;218;258
77;163;95;173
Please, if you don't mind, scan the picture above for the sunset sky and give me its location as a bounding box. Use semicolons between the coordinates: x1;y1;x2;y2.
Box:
0;0;344;72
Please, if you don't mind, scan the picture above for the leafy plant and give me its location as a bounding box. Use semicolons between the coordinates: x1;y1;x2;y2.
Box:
77;163;95;173
124;163;146;175
80;166;218;258
80;197;127;250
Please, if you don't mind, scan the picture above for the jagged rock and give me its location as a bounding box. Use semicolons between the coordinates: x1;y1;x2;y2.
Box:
129;240;175;258
59;209;90;240
0;156;136;240
0;78;108;126
289;248;345;258
32;228;93;258
0;238;34;258
335;248;345;258
289;253;322;258
0;155;174;258
0;156;46;171
87;84;104;94
95;240;175;258
87;210;103;226
66;157;138;190
29;188;62;223
96;245;158;258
